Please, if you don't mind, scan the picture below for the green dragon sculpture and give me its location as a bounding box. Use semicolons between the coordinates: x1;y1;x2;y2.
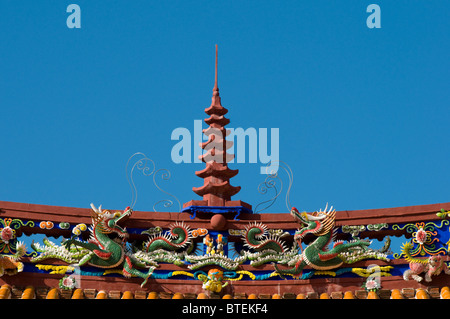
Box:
32;204;154;287
241;222;297;267
243;222;287;253
274;205;389;277
143;221;192;252
131;222;193;268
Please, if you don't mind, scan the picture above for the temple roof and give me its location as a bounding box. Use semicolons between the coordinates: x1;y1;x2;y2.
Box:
1;200;450;300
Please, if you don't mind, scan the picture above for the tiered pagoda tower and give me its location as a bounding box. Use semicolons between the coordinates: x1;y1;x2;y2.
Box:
183;45;251;218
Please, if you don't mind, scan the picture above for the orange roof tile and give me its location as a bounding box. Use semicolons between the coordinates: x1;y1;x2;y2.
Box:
367;291;380;299
415;289;430;299
390;289;404;299
71;288;84;299
46;288;59;299
121;291;134;299
196;293;208;299
147;292;158;299
441;287;450;299
95;290;108;299
343;291;355;299
0;285;11;299
21;286;35;299
319;292;330;299
0;285;449;299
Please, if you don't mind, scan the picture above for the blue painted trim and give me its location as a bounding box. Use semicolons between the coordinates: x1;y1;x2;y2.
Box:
182;205;253;220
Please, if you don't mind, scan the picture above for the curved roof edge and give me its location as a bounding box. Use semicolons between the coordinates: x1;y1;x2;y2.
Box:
1;200;449;229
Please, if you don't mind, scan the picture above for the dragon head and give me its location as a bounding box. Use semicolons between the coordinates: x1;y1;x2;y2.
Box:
90;204;132;239
291;207;327;225
291;207;308;224
291;204;336;241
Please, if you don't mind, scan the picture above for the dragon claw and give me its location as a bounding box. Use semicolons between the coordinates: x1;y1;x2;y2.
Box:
62;236;76;250
272;262;286;280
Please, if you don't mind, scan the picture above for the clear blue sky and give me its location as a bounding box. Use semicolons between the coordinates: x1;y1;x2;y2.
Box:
0;1;449;214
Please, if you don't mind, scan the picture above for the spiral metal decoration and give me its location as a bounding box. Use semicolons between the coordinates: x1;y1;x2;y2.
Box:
254;161;294;213
126;152;181;212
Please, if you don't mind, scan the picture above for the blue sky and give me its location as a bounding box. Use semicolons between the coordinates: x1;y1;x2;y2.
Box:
0;1;449;214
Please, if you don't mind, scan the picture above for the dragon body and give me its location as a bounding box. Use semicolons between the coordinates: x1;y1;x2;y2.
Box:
274;205;388;277
32;204;154;287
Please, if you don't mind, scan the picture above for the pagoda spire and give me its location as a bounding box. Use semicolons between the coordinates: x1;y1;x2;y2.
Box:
190;45;242;207
214;44;218;96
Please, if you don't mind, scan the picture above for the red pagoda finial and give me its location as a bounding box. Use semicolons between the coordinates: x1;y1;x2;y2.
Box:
184;45;248;208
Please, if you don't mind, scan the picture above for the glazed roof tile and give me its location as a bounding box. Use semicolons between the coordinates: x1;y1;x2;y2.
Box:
1;284;449;299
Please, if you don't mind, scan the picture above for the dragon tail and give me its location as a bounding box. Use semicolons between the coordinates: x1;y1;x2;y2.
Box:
144;222;192;252
13;241;27;261
243;222;287;253
401;242;427;264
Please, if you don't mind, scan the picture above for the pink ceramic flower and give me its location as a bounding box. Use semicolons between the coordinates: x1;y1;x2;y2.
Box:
415;227;427;245
0;226;15;243
60;276;76;289
365;278;380;291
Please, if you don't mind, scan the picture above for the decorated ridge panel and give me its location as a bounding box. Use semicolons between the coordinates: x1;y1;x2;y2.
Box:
1;205;450;293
